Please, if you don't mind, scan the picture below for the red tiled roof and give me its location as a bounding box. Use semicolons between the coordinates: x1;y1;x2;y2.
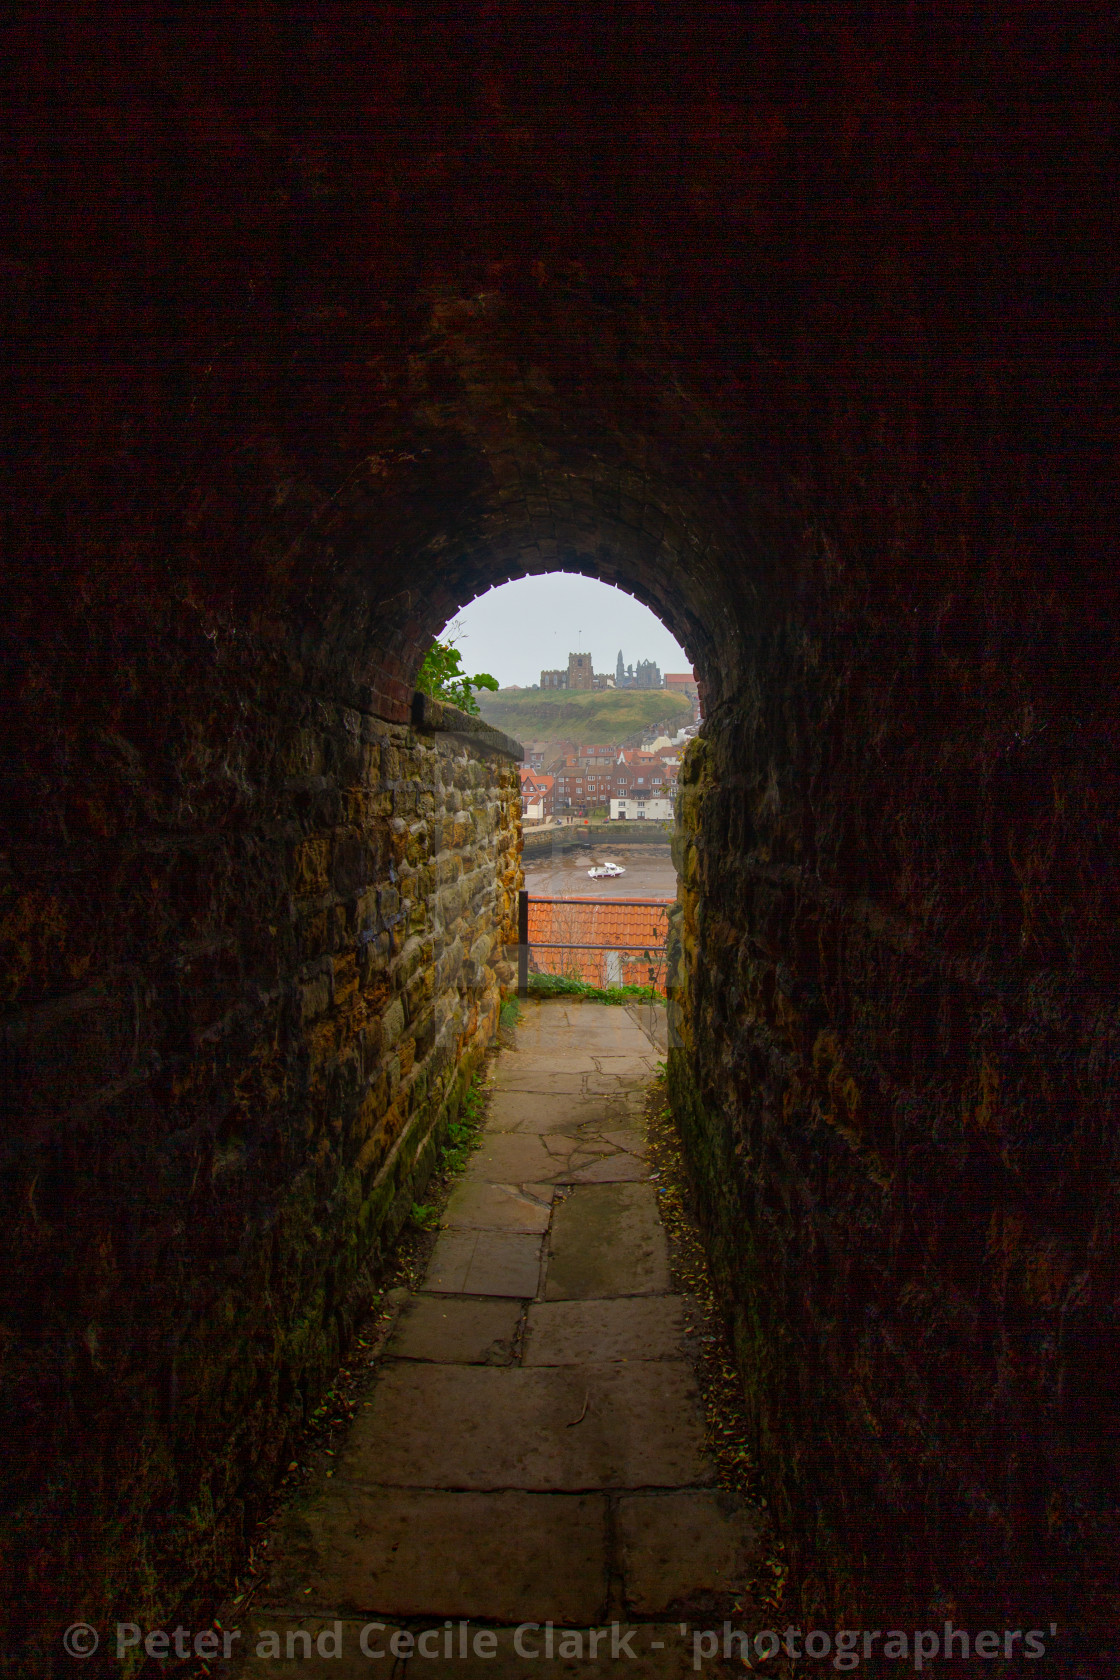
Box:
526;896;672;991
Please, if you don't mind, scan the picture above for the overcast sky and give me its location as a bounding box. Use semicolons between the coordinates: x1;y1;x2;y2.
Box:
442;574;692;689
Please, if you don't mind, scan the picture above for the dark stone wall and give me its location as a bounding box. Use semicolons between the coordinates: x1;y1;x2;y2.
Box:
0;655;521;1672
668;610;1120;1649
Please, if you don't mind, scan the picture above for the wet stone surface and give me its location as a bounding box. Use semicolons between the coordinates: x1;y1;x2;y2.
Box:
221;1002;761;1677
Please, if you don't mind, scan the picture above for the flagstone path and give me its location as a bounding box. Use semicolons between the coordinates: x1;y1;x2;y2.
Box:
223;1002;761;1677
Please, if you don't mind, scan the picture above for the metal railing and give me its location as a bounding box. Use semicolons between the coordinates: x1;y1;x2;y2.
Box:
516;890;670;997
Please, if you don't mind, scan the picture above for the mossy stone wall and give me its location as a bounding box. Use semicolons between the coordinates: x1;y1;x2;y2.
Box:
0;674;521;1674
667;637;1119;1655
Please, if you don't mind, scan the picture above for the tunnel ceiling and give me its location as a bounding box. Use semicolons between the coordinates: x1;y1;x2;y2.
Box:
266;285;764;717
3;2;1114;726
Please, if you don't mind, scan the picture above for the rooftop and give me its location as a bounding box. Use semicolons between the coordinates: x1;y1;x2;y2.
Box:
526;895;672;992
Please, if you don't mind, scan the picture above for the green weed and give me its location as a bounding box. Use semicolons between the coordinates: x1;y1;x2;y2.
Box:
437;1072;487;1175
526;972;666;1006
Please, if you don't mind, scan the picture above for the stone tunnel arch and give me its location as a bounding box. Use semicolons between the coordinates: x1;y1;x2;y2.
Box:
259;288;770;731
2;2;1116;1656
3;261;1116;1670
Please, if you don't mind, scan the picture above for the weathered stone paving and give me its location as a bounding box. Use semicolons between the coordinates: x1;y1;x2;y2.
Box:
222;1002;761;1676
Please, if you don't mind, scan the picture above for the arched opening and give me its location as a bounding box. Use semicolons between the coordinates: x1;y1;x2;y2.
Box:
276;286;750;735
448;570;694;703
439;571;695;994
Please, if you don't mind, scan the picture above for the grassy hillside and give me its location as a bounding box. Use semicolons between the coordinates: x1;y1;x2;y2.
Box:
477;686;691;744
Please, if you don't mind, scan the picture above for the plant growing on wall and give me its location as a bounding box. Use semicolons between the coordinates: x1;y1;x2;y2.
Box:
416;625;499;716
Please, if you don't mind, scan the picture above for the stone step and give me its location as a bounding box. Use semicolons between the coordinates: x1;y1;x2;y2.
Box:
337;1361;712;1490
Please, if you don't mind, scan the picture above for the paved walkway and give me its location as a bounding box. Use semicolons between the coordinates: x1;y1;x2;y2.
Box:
226;1002;759;1677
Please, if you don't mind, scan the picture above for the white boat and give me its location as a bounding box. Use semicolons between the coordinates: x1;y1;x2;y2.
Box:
587;861;626;879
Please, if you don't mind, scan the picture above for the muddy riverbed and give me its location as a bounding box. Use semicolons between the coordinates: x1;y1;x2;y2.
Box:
522;842;677;900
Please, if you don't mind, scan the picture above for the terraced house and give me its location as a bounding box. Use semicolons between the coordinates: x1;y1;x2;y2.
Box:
554;756;614;815
518;767;554;823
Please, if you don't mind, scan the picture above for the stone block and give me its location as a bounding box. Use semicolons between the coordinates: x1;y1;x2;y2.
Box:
293;833;332;897
389;1295;523;1364
486;1089;634;1133
523;1297;685;1366
341;1362;711;1491
464;1132;568;1182
565;1153;650;1184
617;1491;764;1614
380;998;405;1050
261;1487;609;1624
544;1184;671;1298
425;1229;544;1297
443;1179;554;1234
